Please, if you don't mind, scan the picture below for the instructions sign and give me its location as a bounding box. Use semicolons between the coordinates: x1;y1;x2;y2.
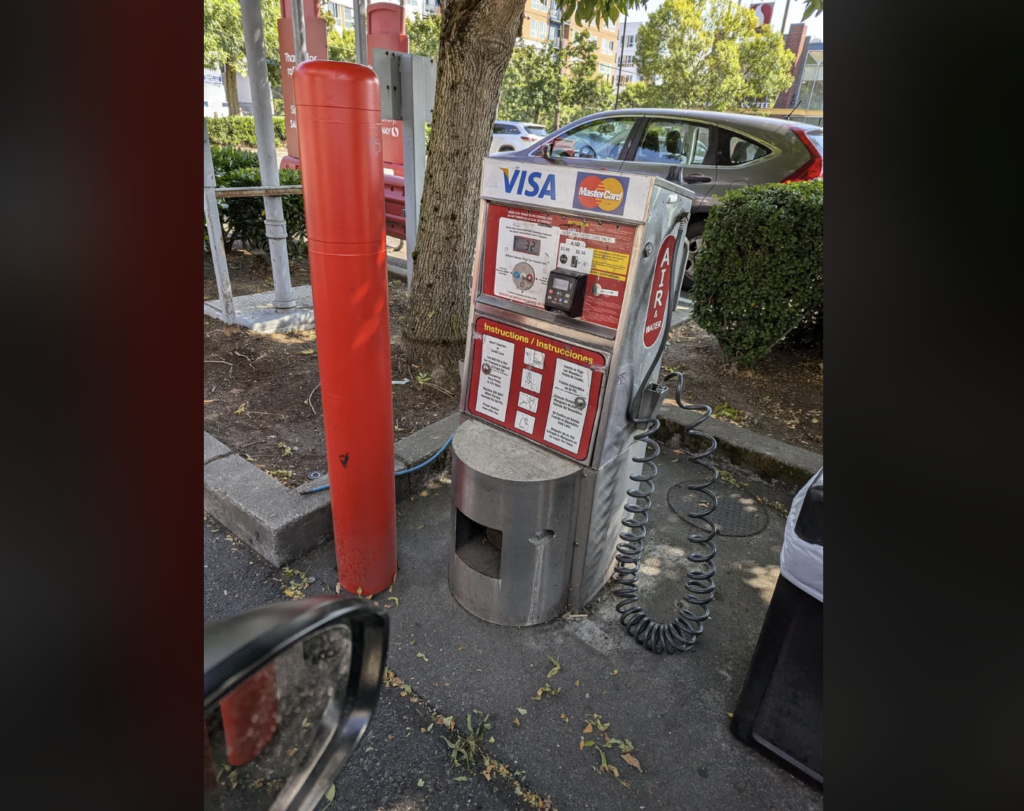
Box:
468;318;604;461
473;335;514;422
544;359;592;454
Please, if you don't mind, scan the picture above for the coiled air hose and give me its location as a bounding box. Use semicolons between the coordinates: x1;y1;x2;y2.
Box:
611;210;720;654
612;375;719;654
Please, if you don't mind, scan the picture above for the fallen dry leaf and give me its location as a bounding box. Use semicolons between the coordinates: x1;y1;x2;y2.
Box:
513;717;521;727
560;714;568;723
583;723;593;734
621;753;642;772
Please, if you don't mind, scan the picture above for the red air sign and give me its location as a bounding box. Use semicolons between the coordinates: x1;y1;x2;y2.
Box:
643;235;676;348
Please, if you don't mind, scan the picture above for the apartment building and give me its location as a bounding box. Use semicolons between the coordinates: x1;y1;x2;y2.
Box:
612;20;640;87
520;2;619;82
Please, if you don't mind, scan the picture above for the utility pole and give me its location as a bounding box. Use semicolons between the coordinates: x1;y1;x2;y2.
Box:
780;0;792;34
614;10;627;109
240;0;294;310
354;0;368;65
290;0;307;65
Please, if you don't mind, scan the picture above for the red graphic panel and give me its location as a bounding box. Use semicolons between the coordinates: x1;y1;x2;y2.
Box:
468;318;605;462
481;204;636;331
644;234;676;348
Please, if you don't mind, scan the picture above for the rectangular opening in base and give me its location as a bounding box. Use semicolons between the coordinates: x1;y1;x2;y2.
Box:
454;509;501;579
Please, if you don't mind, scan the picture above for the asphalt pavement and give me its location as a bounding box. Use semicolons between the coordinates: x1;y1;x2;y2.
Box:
205;452;823;810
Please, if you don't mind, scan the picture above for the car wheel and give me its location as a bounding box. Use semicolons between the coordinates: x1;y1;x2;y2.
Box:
498;146;514;152
681;219;705;292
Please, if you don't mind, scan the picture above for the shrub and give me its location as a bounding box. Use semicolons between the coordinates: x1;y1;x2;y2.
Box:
206;115;286;148
690;180;823;368
215;167;306;258
210;145;261;175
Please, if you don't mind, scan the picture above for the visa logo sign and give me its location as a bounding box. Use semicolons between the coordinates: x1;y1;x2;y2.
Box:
500;167;557;200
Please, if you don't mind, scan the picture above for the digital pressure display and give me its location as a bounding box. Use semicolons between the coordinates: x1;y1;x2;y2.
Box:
513;236;540;256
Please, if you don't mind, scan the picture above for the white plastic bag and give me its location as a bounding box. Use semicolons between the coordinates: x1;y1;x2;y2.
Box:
779;468;823;602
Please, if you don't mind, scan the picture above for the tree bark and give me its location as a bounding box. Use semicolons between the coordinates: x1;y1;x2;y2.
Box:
400;0;526;382
224;63;241;116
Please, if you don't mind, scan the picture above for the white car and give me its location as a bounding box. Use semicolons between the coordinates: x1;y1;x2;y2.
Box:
490;121;548;154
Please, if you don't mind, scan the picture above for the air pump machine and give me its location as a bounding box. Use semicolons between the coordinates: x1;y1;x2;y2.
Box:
448;158;719;654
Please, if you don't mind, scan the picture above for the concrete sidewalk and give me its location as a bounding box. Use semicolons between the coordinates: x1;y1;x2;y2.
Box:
205;447;823;809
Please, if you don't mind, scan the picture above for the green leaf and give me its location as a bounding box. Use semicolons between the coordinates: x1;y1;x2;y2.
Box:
324;783;336;805
547;657;561;678
517;707;528;715
454;776;468;781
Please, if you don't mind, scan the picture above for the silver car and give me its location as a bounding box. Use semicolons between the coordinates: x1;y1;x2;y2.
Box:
500;109;824;289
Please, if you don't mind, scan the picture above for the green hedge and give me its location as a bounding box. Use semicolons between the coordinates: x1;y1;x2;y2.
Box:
210;145;260;174
206;115;286;148
206;147;306;258
691;181;823;368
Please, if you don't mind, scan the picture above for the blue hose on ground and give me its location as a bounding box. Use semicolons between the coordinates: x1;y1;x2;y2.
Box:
300;434;455;495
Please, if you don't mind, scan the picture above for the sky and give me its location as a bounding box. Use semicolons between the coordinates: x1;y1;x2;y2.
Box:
625;0;824;40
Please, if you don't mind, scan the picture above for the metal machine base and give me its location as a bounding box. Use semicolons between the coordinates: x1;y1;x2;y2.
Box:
450;420;582;626
449;420;641;626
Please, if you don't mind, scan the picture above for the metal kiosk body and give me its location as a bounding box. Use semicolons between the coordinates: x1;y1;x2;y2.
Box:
449;159;693;626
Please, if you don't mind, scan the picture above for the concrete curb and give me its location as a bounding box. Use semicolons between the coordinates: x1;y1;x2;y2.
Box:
386;257;408;282
656;397;823;490
203;412;459;567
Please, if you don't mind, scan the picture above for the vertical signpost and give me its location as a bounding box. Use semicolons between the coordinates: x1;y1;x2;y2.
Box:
279;0;328;170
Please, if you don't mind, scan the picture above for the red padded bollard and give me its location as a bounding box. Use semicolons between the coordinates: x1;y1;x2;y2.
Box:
293;61;397;596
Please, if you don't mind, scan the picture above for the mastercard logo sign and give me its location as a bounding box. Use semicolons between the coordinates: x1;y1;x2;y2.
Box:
572;173;630;214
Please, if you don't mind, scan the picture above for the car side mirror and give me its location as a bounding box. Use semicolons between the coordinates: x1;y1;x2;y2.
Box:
539;142;553;160
204;598;388;811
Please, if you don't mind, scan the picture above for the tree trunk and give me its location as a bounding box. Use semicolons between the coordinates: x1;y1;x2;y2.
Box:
224;63;241;116
400;0;526;382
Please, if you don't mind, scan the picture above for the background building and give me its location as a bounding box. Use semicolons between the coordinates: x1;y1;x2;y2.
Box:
773;22;823;125
612;19;640;88
204;68;252;117
520;2;619;83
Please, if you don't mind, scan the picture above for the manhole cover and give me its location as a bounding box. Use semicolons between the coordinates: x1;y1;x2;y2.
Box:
667;483;768;537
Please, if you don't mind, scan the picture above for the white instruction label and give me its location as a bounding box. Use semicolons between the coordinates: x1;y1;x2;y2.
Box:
543;359;592;454
493;218;559;308
474;336;514;422
521;368;543;394
557;239;594;274
524;348;545;370
514;411;536;434
517;391;539;413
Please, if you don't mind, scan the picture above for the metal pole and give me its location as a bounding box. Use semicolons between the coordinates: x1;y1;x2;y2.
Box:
204;119;236;325
354;0;368;66
780;0;792;34
614;10;627;109
290;0;307;65
240;0;296;310
400;54;430;294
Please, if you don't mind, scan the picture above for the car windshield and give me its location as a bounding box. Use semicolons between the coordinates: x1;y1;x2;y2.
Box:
525;126;547;137
806;129;823;156
547;117;637;160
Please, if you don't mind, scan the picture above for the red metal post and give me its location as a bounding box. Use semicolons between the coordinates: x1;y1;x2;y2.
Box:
293;61;398;595
220;661;279;766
